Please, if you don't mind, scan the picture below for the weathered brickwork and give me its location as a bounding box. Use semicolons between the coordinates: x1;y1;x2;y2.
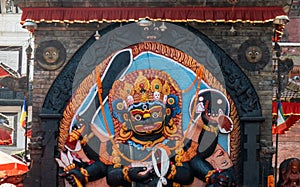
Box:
273;122;300;178
32;30;94;135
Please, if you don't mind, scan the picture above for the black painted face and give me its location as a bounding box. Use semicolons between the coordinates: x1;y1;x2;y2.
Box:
202;93;227;117
140;23;162;41
194;90;229;125
128;101;166;135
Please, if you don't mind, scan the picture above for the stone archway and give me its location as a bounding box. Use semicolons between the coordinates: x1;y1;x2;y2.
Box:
40;22;262;186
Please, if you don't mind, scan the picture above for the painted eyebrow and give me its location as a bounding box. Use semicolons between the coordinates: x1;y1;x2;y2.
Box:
149;106;162;113
130;109;145;115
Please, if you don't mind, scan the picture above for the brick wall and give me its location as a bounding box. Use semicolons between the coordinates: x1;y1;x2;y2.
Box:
273;121;300;174
32;30;94;135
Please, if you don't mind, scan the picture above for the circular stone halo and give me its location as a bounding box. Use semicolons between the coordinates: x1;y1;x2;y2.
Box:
36;40;66;70
238;39;270;71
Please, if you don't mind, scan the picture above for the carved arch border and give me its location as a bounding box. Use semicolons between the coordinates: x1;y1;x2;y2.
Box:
43;23;261;117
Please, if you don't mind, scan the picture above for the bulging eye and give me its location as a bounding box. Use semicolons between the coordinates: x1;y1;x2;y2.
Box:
134;114;142;121
217;99;223;105
168;98;175;105
53;52;57;56
144;27;149;31
154;27;159;31
142;104;148;110
116;102;124;110
45;52;50;56
152;112;160;118
198;96;204;102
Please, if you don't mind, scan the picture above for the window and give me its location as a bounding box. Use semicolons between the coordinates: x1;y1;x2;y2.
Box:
0;46;22;74
0;113;17;146
0;0;19;14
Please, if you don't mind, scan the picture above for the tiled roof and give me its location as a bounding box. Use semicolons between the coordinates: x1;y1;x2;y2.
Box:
273;80;300;100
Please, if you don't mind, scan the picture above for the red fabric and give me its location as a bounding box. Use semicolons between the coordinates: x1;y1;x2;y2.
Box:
21;6;286;24
0;129;12;145
0;68;11;78
0;151;28;178
272;102;300;115
272;102;300;134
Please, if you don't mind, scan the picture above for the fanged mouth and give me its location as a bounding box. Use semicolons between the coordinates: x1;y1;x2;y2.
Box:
134;122;162;132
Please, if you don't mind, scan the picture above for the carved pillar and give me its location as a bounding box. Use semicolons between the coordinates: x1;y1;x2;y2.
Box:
240;116;264;187
260;139;276;187
23;114;61;187
39;114;61;187
23;129;43;187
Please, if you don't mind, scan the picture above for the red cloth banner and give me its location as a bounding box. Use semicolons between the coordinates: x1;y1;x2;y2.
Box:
272;102;300;115
20;6;286;24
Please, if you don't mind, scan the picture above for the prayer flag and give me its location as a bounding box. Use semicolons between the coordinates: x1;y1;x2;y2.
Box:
276;101;286;126
20;97;27;128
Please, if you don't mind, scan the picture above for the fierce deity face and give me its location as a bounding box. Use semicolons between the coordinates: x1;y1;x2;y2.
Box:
128;101;166;135
109;69;182;143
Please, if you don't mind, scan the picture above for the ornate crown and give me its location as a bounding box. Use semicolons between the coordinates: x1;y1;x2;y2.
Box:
109;70;178;108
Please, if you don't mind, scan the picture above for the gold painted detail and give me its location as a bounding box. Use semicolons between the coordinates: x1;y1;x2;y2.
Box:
123;166;131;182
80;168;89;183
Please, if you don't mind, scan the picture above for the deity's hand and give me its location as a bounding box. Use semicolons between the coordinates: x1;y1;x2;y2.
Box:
128;166;155;184
218;115;233;133
208;168;237;187
60;168;86;187
65;116;86;151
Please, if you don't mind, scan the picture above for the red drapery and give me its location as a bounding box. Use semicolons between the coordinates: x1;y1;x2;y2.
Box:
20;6;286;24
272;102;300;134
272;102;300;116
0;68;11;78
0;128;12;145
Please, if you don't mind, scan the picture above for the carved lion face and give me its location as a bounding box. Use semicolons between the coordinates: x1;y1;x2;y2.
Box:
245;46;262;63
238;39;270;71
43;46;60;63
36;40;66;70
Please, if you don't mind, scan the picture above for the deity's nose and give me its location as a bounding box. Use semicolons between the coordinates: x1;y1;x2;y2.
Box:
143;113;151;119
